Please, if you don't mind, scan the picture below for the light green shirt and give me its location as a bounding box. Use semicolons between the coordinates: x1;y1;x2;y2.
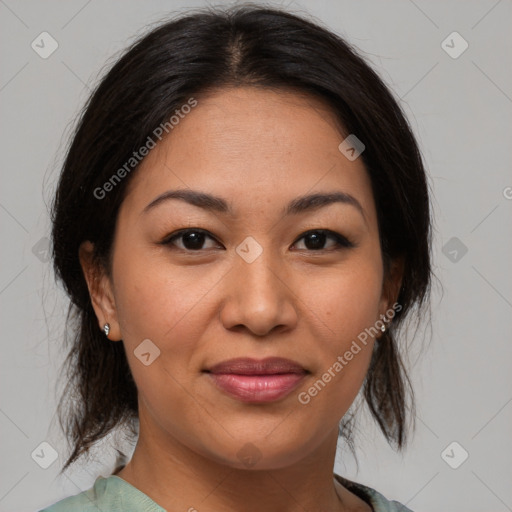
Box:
39;473;413;512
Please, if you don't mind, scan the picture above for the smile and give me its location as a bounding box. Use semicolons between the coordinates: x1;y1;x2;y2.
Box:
204;357;308;403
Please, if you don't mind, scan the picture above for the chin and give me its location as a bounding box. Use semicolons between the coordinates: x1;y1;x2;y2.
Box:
200;433;314;471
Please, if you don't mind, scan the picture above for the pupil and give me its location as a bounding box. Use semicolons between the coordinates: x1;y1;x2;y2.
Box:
305;232;325;250
183;231;204;250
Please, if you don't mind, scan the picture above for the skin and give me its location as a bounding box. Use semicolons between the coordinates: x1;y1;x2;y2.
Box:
80;87;403;512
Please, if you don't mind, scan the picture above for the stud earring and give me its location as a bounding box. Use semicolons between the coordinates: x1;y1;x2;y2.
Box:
380;324;386;333
103;323;110;337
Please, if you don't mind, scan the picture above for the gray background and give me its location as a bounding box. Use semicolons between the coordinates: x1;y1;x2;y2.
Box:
1;0;511;511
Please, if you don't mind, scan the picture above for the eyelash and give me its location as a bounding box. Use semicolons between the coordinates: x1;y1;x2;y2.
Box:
160;228;355;252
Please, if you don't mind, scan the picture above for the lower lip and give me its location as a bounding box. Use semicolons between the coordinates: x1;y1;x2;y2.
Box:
206;373;306;403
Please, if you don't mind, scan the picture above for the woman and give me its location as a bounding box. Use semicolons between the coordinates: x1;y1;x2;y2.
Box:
41;5;431;511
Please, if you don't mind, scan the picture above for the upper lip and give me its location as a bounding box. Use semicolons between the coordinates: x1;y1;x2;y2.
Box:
205;357;307;375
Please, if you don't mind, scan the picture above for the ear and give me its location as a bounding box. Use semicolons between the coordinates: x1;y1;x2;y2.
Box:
78;240;121;341
379;255;404;321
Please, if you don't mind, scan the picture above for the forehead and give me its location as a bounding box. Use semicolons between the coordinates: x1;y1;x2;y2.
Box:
121;87;376;222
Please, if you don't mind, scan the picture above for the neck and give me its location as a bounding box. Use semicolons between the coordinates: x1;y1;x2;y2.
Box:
115;413;370;512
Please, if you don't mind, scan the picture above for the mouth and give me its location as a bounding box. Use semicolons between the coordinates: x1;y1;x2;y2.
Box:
203;357;309;403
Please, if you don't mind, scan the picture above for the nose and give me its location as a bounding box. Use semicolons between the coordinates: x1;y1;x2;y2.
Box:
219;249;298;337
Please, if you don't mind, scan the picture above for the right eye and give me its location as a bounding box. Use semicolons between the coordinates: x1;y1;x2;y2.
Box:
161;229;224;251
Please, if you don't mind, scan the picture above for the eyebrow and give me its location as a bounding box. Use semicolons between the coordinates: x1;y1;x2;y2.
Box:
142;189;365;220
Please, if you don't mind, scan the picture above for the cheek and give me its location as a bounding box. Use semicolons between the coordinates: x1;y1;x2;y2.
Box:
111;254;214;421
109;250;229;455
113;242;218;338
295;259;383;409
111;247;225;396
303;259;384;341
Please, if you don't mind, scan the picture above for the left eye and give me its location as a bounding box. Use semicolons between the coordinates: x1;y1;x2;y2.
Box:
292;230;353;251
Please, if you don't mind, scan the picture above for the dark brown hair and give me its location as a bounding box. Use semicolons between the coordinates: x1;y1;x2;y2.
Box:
51;4;432;472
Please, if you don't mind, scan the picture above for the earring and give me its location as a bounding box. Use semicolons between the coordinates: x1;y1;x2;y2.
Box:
380;324;386;333
103;323;110;337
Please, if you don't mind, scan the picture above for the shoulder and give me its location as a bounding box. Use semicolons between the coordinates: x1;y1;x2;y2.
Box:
334;473;414;512
38;475;165;512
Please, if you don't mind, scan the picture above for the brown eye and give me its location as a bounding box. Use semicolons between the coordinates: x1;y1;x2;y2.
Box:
292;230;354;251
163;229;222;251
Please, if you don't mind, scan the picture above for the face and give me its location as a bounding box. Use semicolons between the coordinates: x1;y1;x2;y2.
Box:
82;87;400;470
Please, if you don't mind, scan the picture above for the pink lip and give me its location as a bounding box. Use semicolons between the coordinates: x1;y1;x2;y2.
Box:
204;357;308;403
